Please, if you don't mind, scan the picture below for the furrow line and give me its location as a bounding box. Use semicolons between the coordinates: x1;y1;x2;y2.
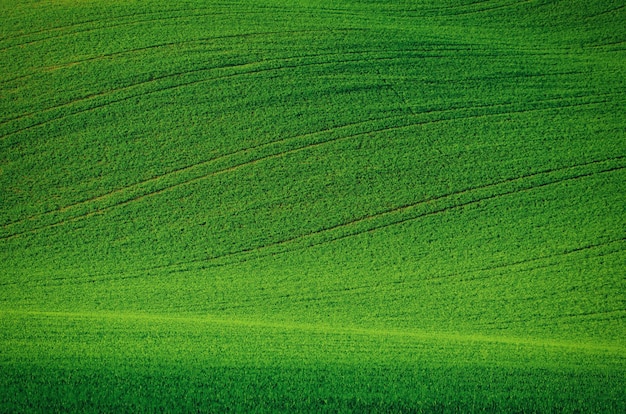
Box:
0;7;362;52
0;3;328;44
82;155;625;280
2;110;408;227
476;306;626;330
0;50;424;137
183;238;626;311
5;88;604;229
560;309;626;320
7;241;624;291
586;4;626;19
0;6;216;43
419;238;626;286
0;95;616;240
301;237;626;301
401;0;523;16
2;53;281;126
0;113;417;241
0;29;363;85
0;10;223;52
430;0;493;12
1;43;584;128
587;39;626;49
257;164;626;262
1;42;435;123
445;0;532;16
308;238;626;301
6;215;624;291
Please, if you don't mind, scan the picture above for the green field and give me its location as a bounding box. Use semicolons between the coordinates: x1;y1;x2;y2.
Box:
1;0;625;412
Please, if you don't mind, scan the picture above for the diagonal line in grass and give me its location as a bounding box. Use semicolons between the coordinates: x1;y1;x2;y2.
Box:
1;93;617;241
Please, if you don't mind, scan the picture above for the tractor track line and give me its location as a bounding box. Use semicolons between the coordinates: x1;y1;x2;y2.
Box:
1;45;595;128
0;96;618;240
0;50;443;138
3;89;615;229
1;111;408;227
0;28;368;85
215;163;625;268
585;4;626;20
393;237;626;288
444;0;533;17
0;5;243;43
2;155;623;290
42;155;624;282
180;238;626;309
0;7;368;53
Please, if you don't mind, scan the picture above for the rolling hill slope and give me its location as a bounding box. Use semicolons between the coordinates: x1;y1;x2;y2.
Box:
1;0;625;411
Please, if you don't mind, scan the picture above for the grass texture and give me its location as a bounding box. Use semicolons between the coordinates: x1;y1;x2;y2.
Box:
1;0;625;412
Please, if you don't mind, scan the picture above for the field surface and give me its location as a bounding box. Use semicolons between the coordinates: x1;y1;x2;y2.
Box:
1;0;625;412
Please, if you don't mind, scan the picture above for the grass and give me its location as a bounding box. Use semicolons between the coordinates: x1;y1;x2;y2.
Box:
1;0;625;412
1;310;625;413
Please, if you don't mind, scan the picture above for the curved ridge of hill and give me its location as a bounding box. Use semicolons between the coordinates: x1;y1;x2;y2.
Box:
1;0;625;412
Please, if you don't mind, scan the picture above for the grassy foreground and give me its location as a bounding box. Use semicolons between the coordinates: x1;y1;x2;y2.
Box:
1;0;625;412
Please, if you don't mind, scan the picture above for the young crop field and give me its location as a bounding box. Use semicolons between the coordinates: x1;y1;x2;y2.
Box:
1;0;625;412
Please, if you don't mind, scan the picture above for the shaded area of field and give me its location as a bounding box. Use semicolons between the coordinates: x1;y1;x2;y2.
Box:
1;311;625;412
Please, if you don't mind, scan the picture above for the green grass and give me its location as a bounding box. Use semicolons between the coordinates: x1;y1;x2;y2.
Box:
1;0;625;412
